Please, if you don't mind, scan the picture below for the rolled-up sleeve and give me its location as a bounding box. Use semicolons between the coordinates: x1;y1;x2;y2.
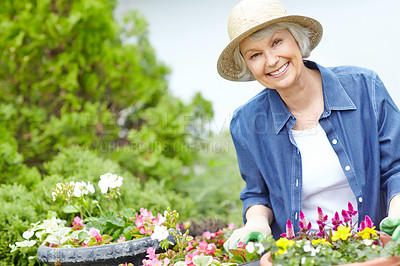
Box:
374;75;400;208
230;113;271;223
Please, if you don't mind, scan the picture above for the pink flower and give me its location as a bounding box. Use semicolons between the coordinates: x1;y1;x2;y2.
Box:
236;241;246;249
72;216;84;230
364;215;374;228
155;213;166;225
186;242;194;252
135;217;144;228
206;243;217;255
299;211;311;232
202;231;212;239
118;237;126;243
332;211;343;231
185;252;196;265
227;223;235;230
89;227;102;243
347;202;358;217
341;210;352;223
285;219;295;239
146;247;156;259
317;207;328;224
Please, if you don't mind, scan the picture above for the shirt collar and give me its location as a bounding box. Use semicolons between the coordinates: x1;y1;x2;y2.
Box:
268;60;357;134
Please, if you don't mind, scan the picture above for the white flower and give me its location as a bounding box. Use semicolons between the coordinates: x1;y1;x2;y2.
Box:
301;257;307;264
254;242;265;254
22;230;34;240
73;181;85;197
87;181;95;193
363;239;373;246
246;242;255;253
151;225;169;241
72;181;95;197
303;243;312;253
52;191;58;201
98;173;123;193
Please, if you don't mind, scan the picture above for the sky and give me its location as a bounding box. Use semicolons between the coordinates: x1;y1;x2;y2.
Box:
114;0;400;133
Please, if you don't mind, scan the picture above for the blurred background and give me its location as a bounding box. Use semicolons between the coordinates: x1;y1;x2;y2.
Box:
1;0;399;264
116;0;400;131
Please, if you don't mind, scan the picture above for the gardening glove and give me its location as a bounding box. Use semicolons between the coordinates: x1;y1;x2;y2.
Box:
380;217;400;241
223;215;271;252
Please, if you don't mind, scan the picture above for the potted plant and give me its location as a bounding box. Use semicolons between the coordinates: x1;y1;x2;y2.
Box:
10;173;177;265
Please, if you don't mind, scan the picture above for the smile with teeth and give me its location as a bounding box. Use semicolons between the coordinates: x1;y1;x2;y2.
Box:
268;62;289;76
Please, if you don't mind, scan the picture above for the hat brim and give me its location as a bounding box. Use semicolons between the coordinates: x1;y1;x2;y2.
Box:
217;15;323;81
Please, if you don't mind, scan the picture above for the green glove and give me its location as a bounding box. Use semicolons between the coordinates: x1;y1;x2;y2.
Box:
242;231;266;244
380;217;400;241
227;231;266;258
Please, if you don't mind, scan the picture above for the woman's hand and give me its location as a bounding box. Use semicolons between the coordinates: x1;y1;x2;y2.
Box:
223;215;271;251
380;194;400;240
223;205;273;252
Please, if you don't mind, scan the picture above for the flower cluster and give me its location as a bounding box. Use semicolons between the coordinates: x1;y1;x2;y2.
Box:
245;203;398;265
137;222;251;266
130;208;167;239
98;173;123;199
51;181;95;202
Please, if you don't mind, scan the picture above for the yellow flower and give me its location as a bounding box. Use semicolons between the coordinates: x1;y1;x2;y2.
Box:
332;226;352;241
311;238;332;246
358;226;377;239
275;237;295;255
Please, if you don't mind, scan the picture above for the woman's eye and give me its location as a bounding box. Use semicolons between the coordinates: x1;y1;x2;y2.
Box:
272;39;281;46
250;53;261;59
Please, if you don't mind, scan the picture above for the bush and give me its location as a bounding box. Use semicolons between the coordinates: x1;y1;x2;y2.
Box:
0;184;39;264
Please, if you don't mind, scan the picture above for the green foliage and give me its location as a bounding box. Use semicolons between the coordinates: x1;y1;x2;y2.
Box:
0;114;41;188
0;0;239;263
179;131;244;225
0;184;39;264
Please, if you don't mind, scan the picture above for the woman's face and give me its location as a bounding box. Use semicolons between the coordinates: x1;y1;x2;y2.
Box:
240;29;306;91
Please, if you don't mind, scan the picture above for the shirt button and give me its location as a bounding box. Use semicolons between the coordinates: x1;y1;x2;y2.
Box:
332;139;338;145
296;179;299;187
359;197;363;203
295;212;298;220
345;165;351;171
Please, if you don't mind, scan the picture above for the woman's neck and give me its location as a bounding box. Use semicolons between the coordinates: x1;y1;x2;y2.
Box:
278;68;324;130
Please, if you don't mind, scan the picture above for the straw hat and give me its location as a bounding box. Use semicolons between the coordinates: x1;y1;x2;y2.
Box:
217;0;323;81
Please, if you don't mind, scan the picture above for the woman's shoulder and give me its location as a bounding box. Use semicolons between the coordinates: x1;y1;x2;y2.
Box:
232;88;270;118
327;65;378;78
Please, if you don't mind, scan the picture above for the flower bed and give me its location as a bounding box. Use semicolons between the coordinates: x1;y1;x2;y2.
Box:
10;175;400;265
245;203;400;266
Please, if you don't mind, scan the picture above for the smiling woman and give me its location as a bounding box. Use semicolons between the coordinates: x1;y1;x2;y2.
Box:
217;0;400;257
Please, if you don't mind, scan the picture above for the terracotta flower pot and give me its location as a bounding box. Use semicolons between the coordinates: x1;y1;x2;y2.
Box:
37;234;175;266
259;234;400;266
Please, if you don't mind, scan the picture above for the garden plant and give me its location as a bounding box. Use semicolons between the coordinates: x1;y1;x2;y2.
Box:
0;0;245;265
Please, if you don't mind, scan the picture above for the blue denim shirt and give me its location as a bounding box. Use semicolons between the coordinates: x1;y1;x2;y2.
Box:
230;61;400;239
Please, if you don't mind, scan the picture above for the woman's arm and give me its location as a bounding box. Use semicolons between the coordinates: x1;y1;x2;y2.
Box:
245;204;274;224
388;194;400;217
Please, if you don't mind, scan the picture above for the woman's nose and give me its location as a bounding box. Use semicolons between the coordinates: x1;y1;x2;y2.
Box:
264;52;279;68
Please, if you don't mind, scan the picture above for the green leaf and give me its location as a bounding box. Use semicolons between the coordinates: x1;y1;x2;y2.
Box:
62;205;79;213
192;255;213;266
78;230;90;242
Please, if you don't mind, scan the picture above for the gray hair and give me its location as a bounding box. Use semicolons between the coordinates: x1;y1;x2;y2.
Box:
233;22;312;80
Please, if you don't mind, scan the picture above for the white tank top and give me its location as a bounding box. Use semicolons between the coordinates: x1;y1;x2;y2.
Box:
292;123;358;231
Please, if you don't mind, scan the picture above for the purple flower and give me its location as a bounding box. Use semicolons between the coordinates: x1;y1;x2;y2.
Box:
342;210;352;223
347;202;358;217
364;215;374;228
285;219;295;239
332;211;343;231
299;211;312;232
359;221;366;231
